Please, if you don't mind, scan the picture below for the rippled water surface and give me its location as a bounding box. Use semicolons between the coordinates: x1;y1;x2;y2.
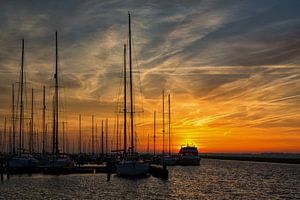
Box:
1;159;299;199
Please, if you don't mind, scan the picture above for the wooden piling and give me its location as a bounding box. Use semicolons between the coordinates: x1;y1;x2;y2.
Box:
106;158;111;181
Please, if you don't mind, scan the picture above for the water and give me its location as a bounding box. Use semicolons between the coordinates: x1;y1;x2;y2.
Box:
1;159;299;199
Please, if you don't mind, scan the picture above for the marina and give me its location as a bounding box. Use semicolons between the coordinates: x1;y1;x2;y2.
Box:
0;1;300;199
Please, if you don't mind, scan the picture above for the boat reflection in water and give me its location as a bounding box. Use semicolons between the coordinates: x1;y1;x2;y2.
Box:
176;144;201;166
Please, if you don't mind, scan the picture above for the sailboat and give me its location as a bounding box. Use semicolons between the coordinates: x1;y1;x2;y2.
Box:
43;31;74;173
116;12;149;177
8;39;39;173
162;93;177;166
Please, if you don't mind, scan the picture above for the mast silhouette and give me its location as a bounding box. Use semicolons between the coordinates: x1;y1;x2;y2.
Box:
52;95;55;156
62;122;65;153
106;119;108;155
18;39;25;155
3;117;7;152
79;114;81;154
12;84;15;154
101;120;104;156
128;12;134;154
42;86;46;155
30;88;34;154
162;90;165;160
8;118;10;152
54;31;59;156
92;115;94;155
123;44;127;155
154;111;156;156
95;123;97;154
168;94;171;156
116;115;119;152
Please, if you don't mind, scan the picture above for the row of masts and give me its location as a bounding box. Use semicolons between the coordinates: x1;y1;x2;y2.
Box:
0;90;173;156
0;32;61;156
78;116;111;155
0;111;114;155
1;13;174;157
152;91;172;157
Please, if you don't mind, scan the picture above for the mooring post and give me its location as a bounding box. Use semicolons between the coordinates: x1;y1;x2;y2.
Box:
106;158;111;181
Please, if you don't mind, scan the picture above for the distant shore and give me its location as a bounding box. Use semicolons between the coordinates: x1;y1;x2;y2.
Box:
201;153;300;164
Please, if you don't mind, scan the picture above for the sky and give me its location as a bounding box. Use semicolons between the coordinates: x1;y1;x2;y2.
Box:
0;0;300;153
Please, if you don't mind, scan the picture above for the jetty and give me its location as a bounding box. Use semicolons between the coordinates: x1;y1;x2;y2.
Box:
202;153;300;164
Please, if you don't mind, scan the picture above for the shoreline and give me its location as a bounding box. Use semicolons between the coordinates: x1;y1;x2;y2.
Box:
201;154;300;164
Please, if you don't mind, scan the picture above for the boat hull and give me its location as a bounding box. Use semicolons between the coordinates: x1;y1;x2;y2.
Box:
42;156;75;174
176;157;201;166
116;161;149;177
8;156;40;174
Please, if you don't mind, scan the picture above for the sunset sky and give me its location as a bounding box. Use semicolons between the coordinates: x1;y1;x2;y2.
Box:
0;0;300;153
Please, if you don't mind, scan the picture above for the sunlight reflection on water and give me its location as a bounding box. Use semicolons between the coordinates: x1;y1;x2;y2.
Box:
0;159;299;199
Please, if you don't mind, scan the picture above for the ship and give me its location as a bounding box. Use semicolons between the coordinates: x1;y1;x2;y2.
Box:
176;143;201;166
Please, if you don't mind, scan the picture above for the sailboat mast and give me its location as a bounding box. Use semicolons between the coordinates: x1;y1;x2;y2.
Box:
55;31;59;155
101;120;104;156
123;44;127;154
92;115;94;155
30;88;34;154
106;119;108;155
162;90;165;159
168;94;171;156
3;117;7;152
52;95;55;156
95;123;97;154
42;86;46;155
12;83;15;154
9;126;12;153
116;115;119;152
154;111;156;156
62;122;65;153
19;39;24;155
79;114;81;154
128;12;134;154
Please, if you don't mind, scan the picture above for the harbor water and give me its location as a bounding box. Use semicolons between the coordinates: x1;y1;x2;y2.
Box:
0;159;299;199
